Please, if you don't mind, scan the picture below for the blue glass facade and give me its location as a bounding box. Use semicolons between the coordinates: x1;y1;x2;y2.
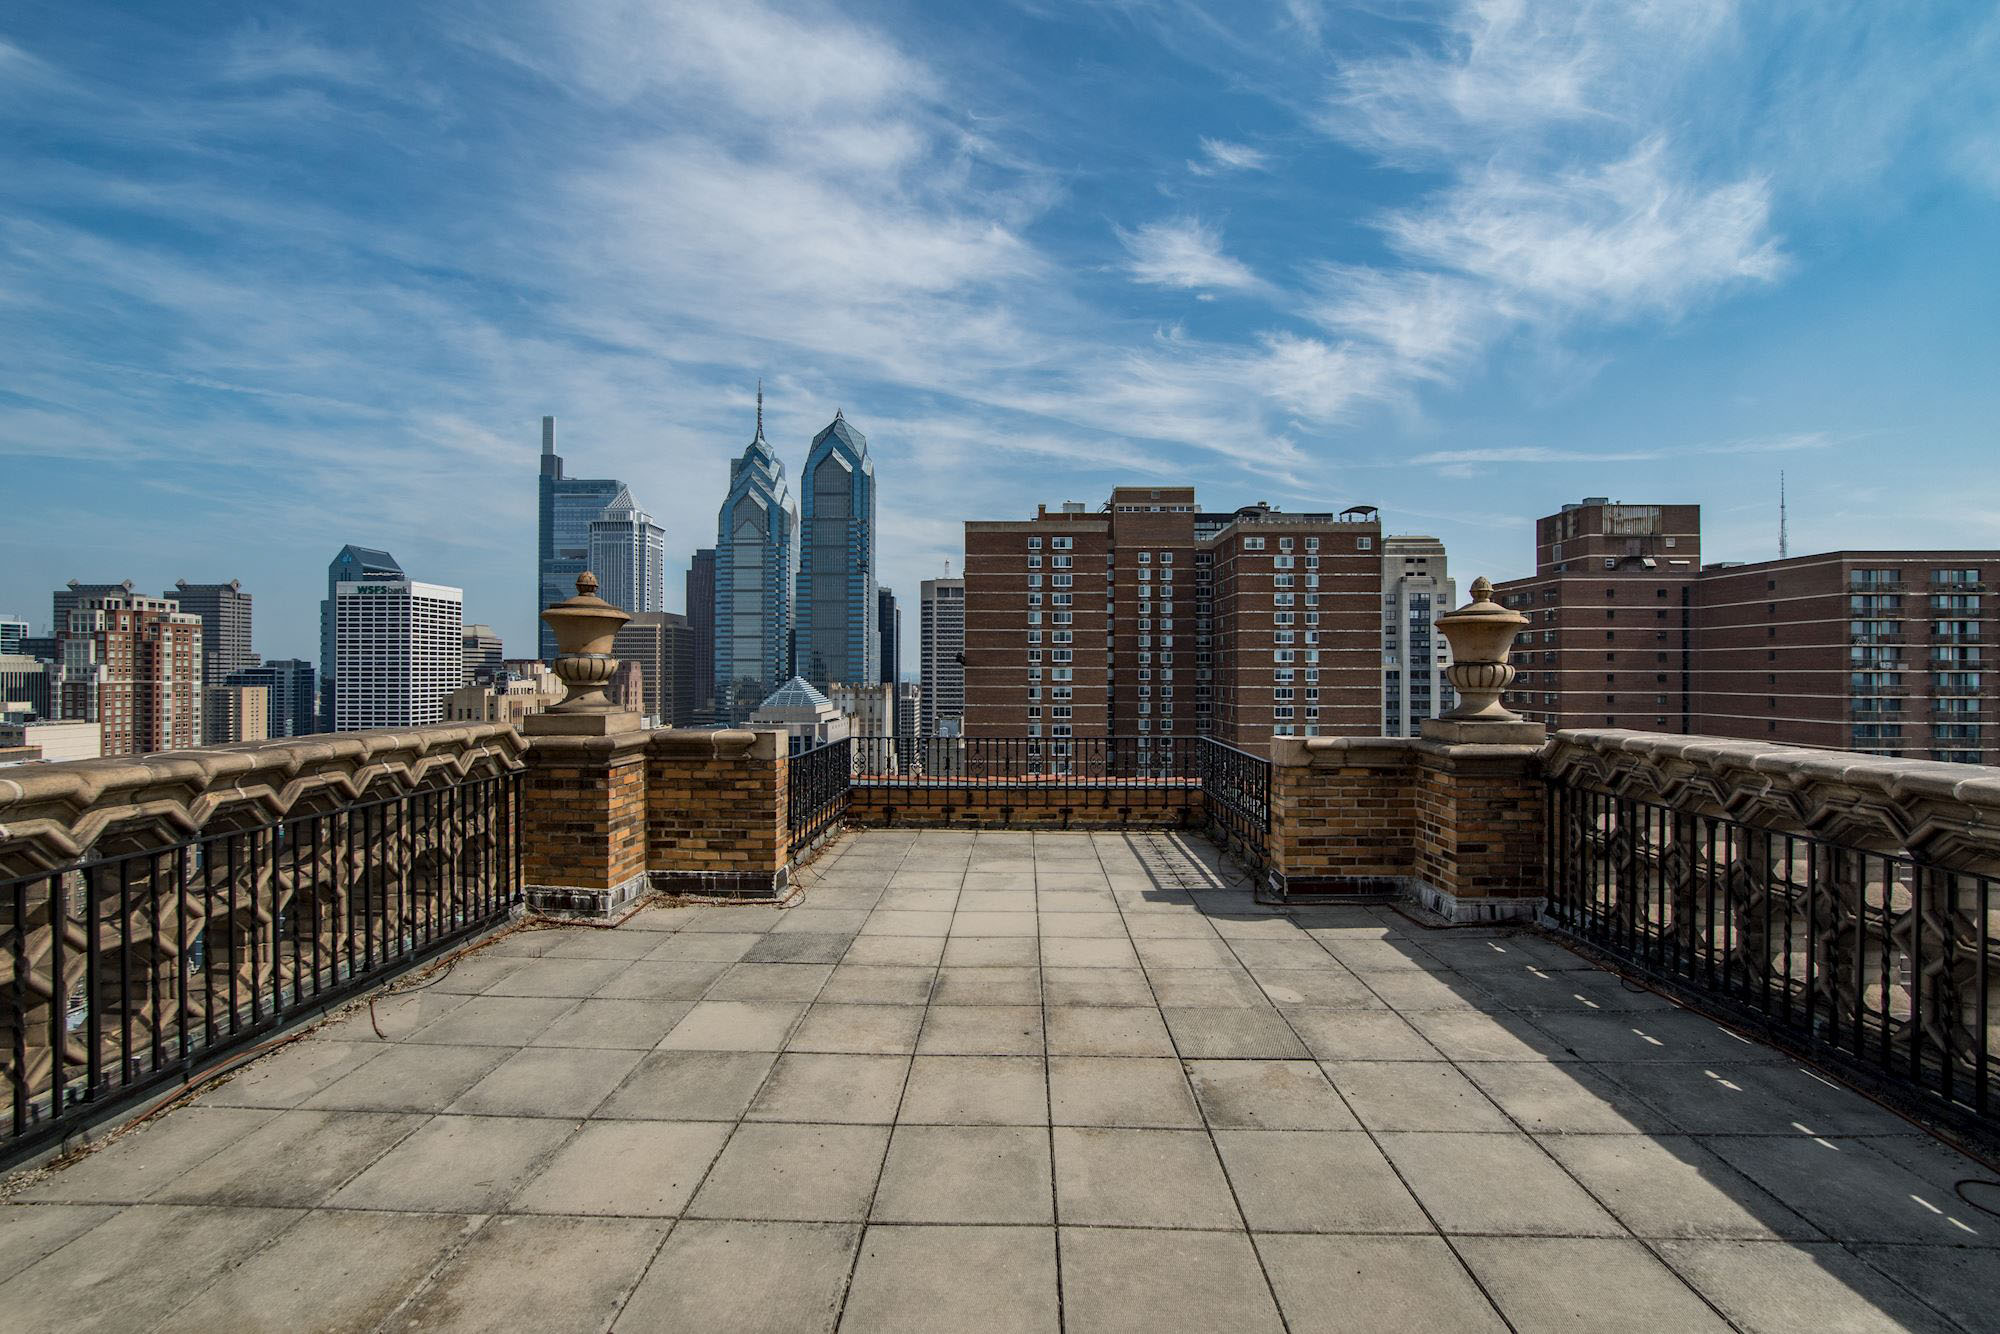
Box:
714;408;797;724
537;416;626;660
318;544;400;732
795;412;877;690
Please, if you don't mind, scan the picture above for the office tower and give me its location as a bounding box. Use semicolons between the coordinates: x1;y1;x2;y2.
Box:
920;576;966;739
894;681;920;745
0;656;53;720
225;659;317;738
320;545;402;731
0;617;26;657
686;547;717;722
53;581;135;645
331;576;463;730
462;624;505;686
588;487;668;616
537;415;628;661
1380;536;1456;736
714;389;798;724
827;681;895;737
58;593;205;756
878;587;899;685
795;410;878;690
168;579;255;683
963;488;1383;751
614;611;699;727
203;684;269;745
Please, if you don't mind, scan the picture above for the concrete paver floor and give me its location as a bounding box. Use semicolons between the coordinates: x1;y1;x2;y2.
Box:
4;829;1999;1332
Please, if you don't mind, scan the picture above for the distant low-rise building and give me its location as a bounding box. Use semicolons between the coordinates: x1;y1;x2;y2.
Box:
225;659;316;738
443;662;563;726
203;683;269;745
0;719;101;765
749;676;849;749
0;654;52;721
828;681;895;738
462;624;505;686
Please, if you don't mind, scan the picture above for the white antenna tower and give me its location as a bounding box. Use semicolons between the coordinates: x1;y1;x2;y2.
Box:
1779;471;1789;560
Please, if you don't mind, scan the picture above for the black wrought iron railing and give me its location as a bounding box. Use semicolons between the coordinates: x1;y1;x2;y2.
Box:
1196;738;1272;869
1547;779;1999;1125
787;738;850;852
2;771;520;1167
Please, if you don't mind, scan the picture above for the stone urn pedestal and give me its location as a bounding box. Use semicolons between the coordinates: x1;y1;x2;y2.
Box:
525;571;641;739
1420;576;1546;746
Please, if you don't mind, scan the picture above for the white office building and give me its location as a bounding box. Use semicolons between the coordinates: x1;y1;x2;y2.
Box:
332;579;464;730
919;576;965;739
1381;535;1455;736
587;487;668;617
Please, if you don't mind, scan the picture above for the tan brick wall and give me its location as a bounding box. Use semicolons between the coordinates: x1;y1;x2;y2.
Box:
1267;739;1417;888
646;730;789;877
520;735;649;891
1414;749;1546;899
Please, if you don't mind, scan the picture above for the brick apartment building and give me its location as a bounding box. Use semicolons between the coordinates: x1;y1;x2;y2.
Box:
1498;498;1998;763
964;487;1383;754
57;593;205;756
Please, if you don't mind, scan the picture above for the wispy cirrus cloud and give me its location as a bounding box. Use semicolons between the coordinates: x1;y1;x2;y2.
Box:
1188;136;1269;175
1119;217;1265;293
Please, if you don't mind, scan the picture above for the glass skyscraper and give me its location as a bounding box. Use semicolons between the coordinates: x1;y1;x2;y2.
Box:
714;389;798;724
587;486;667;616
795;410;877;689
319;544;401;732
537;416;626;661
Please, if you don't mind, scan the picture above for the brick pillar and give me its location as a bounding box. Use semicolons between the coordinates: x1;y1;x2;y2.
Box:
1409;717;1547;922
520;724;653;920
646;729;792;899
1267;737;1420;898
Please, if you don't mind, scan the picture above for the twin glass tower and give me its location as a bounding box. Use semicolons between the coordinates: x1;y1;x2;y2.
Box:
714;387;876;724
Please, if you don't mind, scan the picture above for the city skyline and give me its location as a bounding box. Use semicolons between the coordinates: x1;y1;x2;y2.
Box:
4;4;1996;671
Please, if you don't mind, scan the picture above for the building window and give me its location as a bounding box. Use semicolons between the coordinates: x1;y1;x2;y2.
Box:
1052;536;1072;550
1027;536;1041;549
1357;536;1372;550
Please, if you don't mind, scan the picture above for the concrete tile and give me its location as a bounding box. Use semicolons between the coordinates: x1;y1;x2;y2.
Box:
1052;1127;1240;1228
152;1109;423;1207
797;885;885;911
1161;1007;1309;1059
888;871;966;890
512;1119;732;1216
787;1003;926;1054
425;952;530;992
748;1053;912;1124
1151;968;1269;1009
1540;1134;1817;1240
1046;1006;1175;1056
1253;969;1386;1009
1460;1060;1672;1134
1324;1061;1514;1132
1703;1134;2000;1247
1527;1010;1772;1064
681;905;787;932
399;1214;669;1333
772;908;870;935
687;1123;890;1222
594;959;731;1001
843;934;946;967
861;910;953;937
933;966;1041;1005
330;1114;574;1211
1218;1130;1429;1233
959;889;1037;913
597;1049;778;1121
1662;1239;1964;1333
1036;890;1119;914
482;956;632;998
297;1042;511;1114
528;998;694;1049
878;887;959;912
1592;1060;1911;1136
840;1225;1058;1333
1259;1234;1506;1334
153;1208;476;1333
1043;967;1154;1007
1376;1133;1623;1236
315;988;470;1042
1135;937;1240;970
0;1204;304;1333
1421;935;1590;972
951;910;1038;937
405;994;579;1045
1849;1243;2000;1333
1314;937;1437;971
660;1000;807;1051
917;1004;1044;1056
1455;1237;1732;1332
943;935;1040;966
1036;874;1109;894
1039;937;1141;969
1051;1057;1201;1128
745;932;854;965
900;1056;1049;1125
1231;940;1337;971
871;1125;1055;1224
1185;1060;1358;1131
644;931;761;962
817;965;937;1005
16;1106;278;1203
0;1204;118;1284
1289;1010;1442;1061
538;929;665;960
1125;914;1221;938
1356;970;1484;1011
446;1046;646;1117
615;1220;860;1332
706;962;836;1001
621;904;701;931
1060;1227;1283;1333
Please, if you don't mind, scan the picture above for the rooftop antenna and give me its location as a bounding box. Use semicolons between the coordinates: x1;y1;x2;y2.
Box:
755;379;764;438
1779;471;1789;560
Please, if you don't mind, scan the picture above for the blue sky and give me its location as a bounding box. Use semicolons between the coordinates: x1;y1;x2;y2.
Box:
3;1;1997;667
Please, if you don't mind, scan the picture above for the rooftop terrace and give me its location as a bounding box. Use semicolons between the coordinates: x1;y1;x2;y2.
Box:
4;828;1997;1332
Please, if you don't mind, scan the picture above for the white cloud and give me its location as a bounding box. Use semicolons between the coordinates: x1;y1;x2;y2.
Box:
1119;217;1264;292
1188;137;1269;175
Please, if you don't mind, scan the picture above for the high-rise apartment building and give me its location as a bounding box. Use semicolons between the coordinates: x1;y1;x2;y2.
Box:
320;545;402;731
331;578;463;730
537;416;627;661
53;581;136;640
168;579;254;683
686;547;716;721
1380;536;1456;736
963;489;1383;752
795;411;877;689
614;612;699;727
462;624;505;686
588;487;668;616
203;683;269;745
0;617;26;657
58;594;204;757
714;393;797;724
919;576;966;739
225;659;316;738
1496;498;1999;763
878;587;899;685
894;681;919;744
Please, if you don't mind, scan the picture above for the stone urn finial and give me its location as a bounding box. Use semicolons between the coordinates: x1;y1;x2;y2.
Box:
540;571;630;713
1436;576;1530;723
